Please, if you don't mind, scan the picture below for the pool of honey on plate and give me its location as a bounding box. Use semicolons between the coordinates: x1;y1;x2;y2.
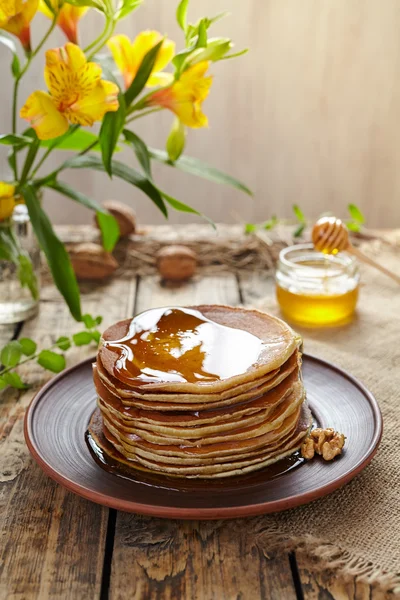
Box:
276;245;360;327
103;307;264;386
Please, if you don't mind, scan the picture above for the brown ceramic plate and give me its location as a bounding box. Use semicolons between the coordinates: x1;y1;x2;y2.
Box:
24;354;382;519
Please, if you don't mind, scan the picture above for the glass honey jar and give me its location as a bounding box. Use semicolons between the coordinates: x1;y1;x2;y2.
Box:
275;244;360;326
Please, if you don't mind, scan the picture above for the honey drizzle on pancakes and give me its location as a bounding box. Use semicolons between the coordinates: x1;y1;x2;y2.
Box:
103;307;264;386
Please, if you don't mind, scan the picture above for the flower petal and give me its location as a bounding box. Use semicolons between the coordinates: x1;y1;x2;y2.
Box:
0;196;15;221
153;38;175;74
20;90;69;140
0;182;16;199
45;43;101;103
67;80;119;126
108;34;135;88
147;71;174;87
57;4;88;44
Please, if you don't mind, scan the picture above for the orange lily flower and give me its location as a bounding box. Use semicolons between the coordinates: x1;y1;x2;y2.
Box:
39;0;87;45
20;43;119;140
0;182;16;221
146;61;212;128
108;31;175;89
0;0;38;52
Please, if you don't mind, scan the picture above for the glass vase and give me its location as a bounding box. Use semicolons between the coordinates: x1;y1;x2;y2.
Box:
0;205;40;324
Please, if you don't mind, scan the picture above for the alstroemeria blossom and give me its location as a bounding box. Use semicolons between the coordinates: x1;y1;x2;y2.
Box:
39;0;87;44
20;43;119;140
0;0;38;51
0;182;16;221
147;61;212;128
108;31;175;89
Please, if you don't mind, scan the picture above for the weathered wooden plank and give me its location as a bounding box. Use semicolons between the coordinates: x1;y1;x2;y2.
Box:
238;271;384;600
109;274;297;600
0;277;137;600
296;557;390;600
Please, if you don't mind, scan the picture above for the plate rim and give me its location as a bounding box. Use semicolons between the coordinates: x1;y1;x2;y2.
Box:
24;353;383;519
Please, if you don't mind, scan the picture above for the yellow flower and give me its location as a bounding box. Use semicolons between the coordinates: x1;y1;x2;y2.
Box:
20;43;119;140
39;0;87;44
146;61;212;128
108;31;175;89
0;0;38;52
0;182;16;221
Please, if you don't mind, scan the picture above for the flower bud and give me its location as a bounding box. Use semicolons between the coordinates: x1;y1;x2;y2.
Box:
166;118;186;162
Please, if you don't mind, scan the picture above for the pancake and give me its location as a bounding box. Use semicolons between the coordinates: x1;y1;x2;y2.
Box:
94;351;300;410
99;306;300;394
89;305;310;479
88;403;312;478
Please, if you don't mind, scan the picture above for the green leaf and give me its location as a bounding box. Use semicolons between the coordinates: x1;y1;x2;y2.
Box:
19;338;37;356
176;0;189;31
166;119;186;162
1;341;22;367
56;336;71;351
196;20;207;48
245;223;256;234
0;226;19;262
65;154;168;217
45;180;120;252
346;220;361;233
2;372;29;389
82;314;96;328
116;0;142;20
91;330;101;344
39;129;101;152
124;40;163;107
348;203;365;224
218;48;249;61
0;35;20;77
72;331;93;346
22;184;82;321
0;134;33;147
94;315;103;325
96;212;120;252
37;350;66;373
0;376;7;390
293;223;306;238
149;149;252;196
18;254;39;301
123;129;152;177
99;94;126;176
161;192;215;228
20;135;40;184
293;204;305;223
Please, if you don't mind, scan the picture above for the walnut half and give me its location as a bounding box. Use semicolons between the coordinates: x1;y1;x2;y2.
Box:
301;428;346;461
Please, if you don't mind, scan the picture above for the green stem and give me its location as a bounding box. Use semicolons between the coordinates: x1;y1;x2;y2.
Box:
126;107;162;123
85;16;115;59
0;341;60;376
30;125;80;179
11;79;20;179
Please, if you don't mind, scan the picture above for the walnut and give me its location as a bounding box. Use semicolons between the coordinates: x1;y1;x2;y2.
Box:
301;428;345;461
156;245;197;282
69;243;118;280
301;437;315;460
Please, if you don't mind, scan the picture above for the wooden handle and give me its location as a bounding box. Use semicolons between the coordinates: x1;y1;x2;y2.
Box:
348;245;400;285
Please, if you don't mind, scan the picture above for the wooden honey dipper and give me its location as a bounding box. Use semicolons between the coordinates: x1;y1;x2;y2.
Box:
312;217;400;285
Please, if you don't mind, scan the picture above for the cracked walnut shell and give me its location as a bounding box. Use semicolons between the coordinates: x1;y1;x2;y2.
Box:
301;428;346;461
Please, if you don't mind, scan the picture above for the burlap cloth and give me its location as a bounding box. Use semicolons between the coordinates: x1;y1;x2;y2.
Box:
241;242;400;594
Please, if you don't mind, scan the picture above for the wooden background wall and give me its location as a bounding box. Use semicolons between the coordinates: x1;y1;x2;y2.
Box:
1;0;400;227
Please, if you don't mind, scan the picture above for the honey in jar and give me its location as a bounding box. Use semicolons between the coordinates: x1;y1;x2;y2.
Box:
275;244;360;326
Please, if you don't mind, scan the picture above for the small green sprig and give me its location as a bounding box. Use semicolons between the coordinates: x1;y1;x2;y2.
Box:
245;204;366;238
0;313;103;391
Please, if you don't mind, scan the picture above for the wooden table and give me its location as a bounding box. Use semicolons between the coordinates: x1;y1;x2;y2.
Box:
0;225;389;600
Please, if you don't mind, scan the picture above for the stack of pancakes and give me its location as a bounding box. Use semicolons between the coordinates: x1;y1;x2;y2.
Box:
89;305;312;479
